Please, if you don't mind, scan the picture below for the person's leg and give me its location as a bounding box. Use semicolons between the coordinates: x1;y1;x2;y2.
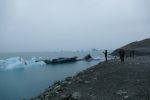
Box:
122;56;124;62
119;55;122;61
121;55;124;62
105;55;107;62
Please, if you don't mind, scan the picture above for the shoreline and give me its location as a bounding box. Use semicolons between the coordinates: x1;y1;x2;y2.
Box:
30;60;102;100
31;56;150;100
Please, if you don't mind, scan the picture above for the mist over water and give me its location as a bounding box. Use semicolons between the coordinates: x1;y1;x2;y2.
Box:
0;0;150;52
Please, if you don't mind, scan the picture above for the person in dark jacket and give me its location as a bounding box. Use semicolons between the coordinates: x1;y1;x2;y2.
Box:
103;50;108;62
119;49;125;62
132;50;135;58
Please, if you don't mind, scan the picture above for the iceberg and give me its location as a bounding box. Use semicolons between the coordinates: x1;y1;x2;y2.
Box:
0;57;45;70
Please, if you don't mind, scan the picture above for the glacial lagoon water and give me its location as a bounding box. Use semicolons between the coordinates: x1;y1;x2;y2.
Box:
0;51;107;100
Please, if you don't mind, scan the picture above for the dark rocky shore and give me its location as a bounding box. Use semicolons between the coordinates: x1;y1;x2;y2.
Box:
31;56;150;100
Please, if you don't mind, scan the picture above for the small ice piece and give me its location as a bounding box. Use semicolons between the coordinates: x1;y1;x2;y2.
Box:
93;57;102;60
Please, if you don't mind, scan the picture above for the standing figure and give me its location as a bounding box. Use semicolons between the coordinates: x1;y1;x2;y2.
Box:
132;50;135;58
129;51;132;57
103;50;108;62
122;49;125;61
119;49;125;62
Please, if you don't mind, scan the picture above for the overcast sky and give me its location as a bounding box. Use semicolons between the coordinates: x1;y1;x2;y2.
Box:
0;0;150;52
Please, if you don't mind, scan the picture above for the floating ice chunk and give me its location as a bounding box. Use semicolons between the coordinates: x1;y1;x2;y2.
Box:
6;62;25;69
0;57;46;70
93;57;102;60
30;57;37;62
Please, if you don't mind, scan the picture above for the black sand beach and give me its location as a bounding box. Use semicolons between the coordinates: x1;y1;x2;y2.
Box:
31;56;150;100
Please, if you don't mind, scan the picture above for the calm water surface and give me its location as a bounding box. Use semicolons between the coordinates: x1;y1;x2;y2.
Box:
0;51;105;100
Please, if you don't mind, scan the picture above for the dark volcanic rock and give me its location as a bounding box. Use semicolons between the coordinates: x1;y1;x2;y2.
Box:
83;54;92;61
44;57;78;64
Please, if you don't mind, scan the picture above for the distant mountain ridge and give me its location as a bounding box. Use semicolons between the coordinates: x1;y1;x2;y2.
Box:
111;38;150;56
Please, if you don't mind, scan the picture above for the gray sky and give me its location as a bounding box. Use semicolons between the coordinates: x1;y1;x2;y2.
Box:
0;0;150;52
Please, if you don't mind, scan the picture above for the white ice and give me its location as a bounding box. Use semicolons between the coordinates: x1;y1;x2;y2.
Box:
0;57;46;70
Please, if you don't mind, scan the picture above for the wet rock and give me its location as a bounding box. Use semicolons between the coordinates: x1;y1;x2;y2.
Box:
88;88;93;90
68;81;72;84
89;69;94;72
136;63;140;65
54;80;61;86
93;77;97;80
90;94;96;100
54;85;63;92
61;94;71;100
129;63;132;65
50;91;57;97
39;95;44;100
65;77;72;81
54;85;61;90
71;92;81;100
46;91;51;96
76;78;83;83
84;81;91;84
61;81;68;87
45;94;51;100
76;72;84;77
116;90;127;95
124;95;129;99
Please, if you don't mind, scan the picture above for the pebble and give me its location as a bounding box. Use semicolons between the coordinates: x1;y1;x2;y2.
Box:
116;90;127;95
124;95;129;99
65;77;72;81
76;78;83;83
45;94;51;100
54;85;61;90
90;94;96;100
61;81;68;87
93;77;97;80
61;94;71;100
84;81;91;84
71;92;82;100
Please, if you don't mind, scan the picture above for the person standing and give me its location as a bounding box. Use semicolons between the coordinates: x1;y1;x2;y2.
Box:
129;51;132;58
103;50;108;62
132;50;135;58
119;49;125;62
